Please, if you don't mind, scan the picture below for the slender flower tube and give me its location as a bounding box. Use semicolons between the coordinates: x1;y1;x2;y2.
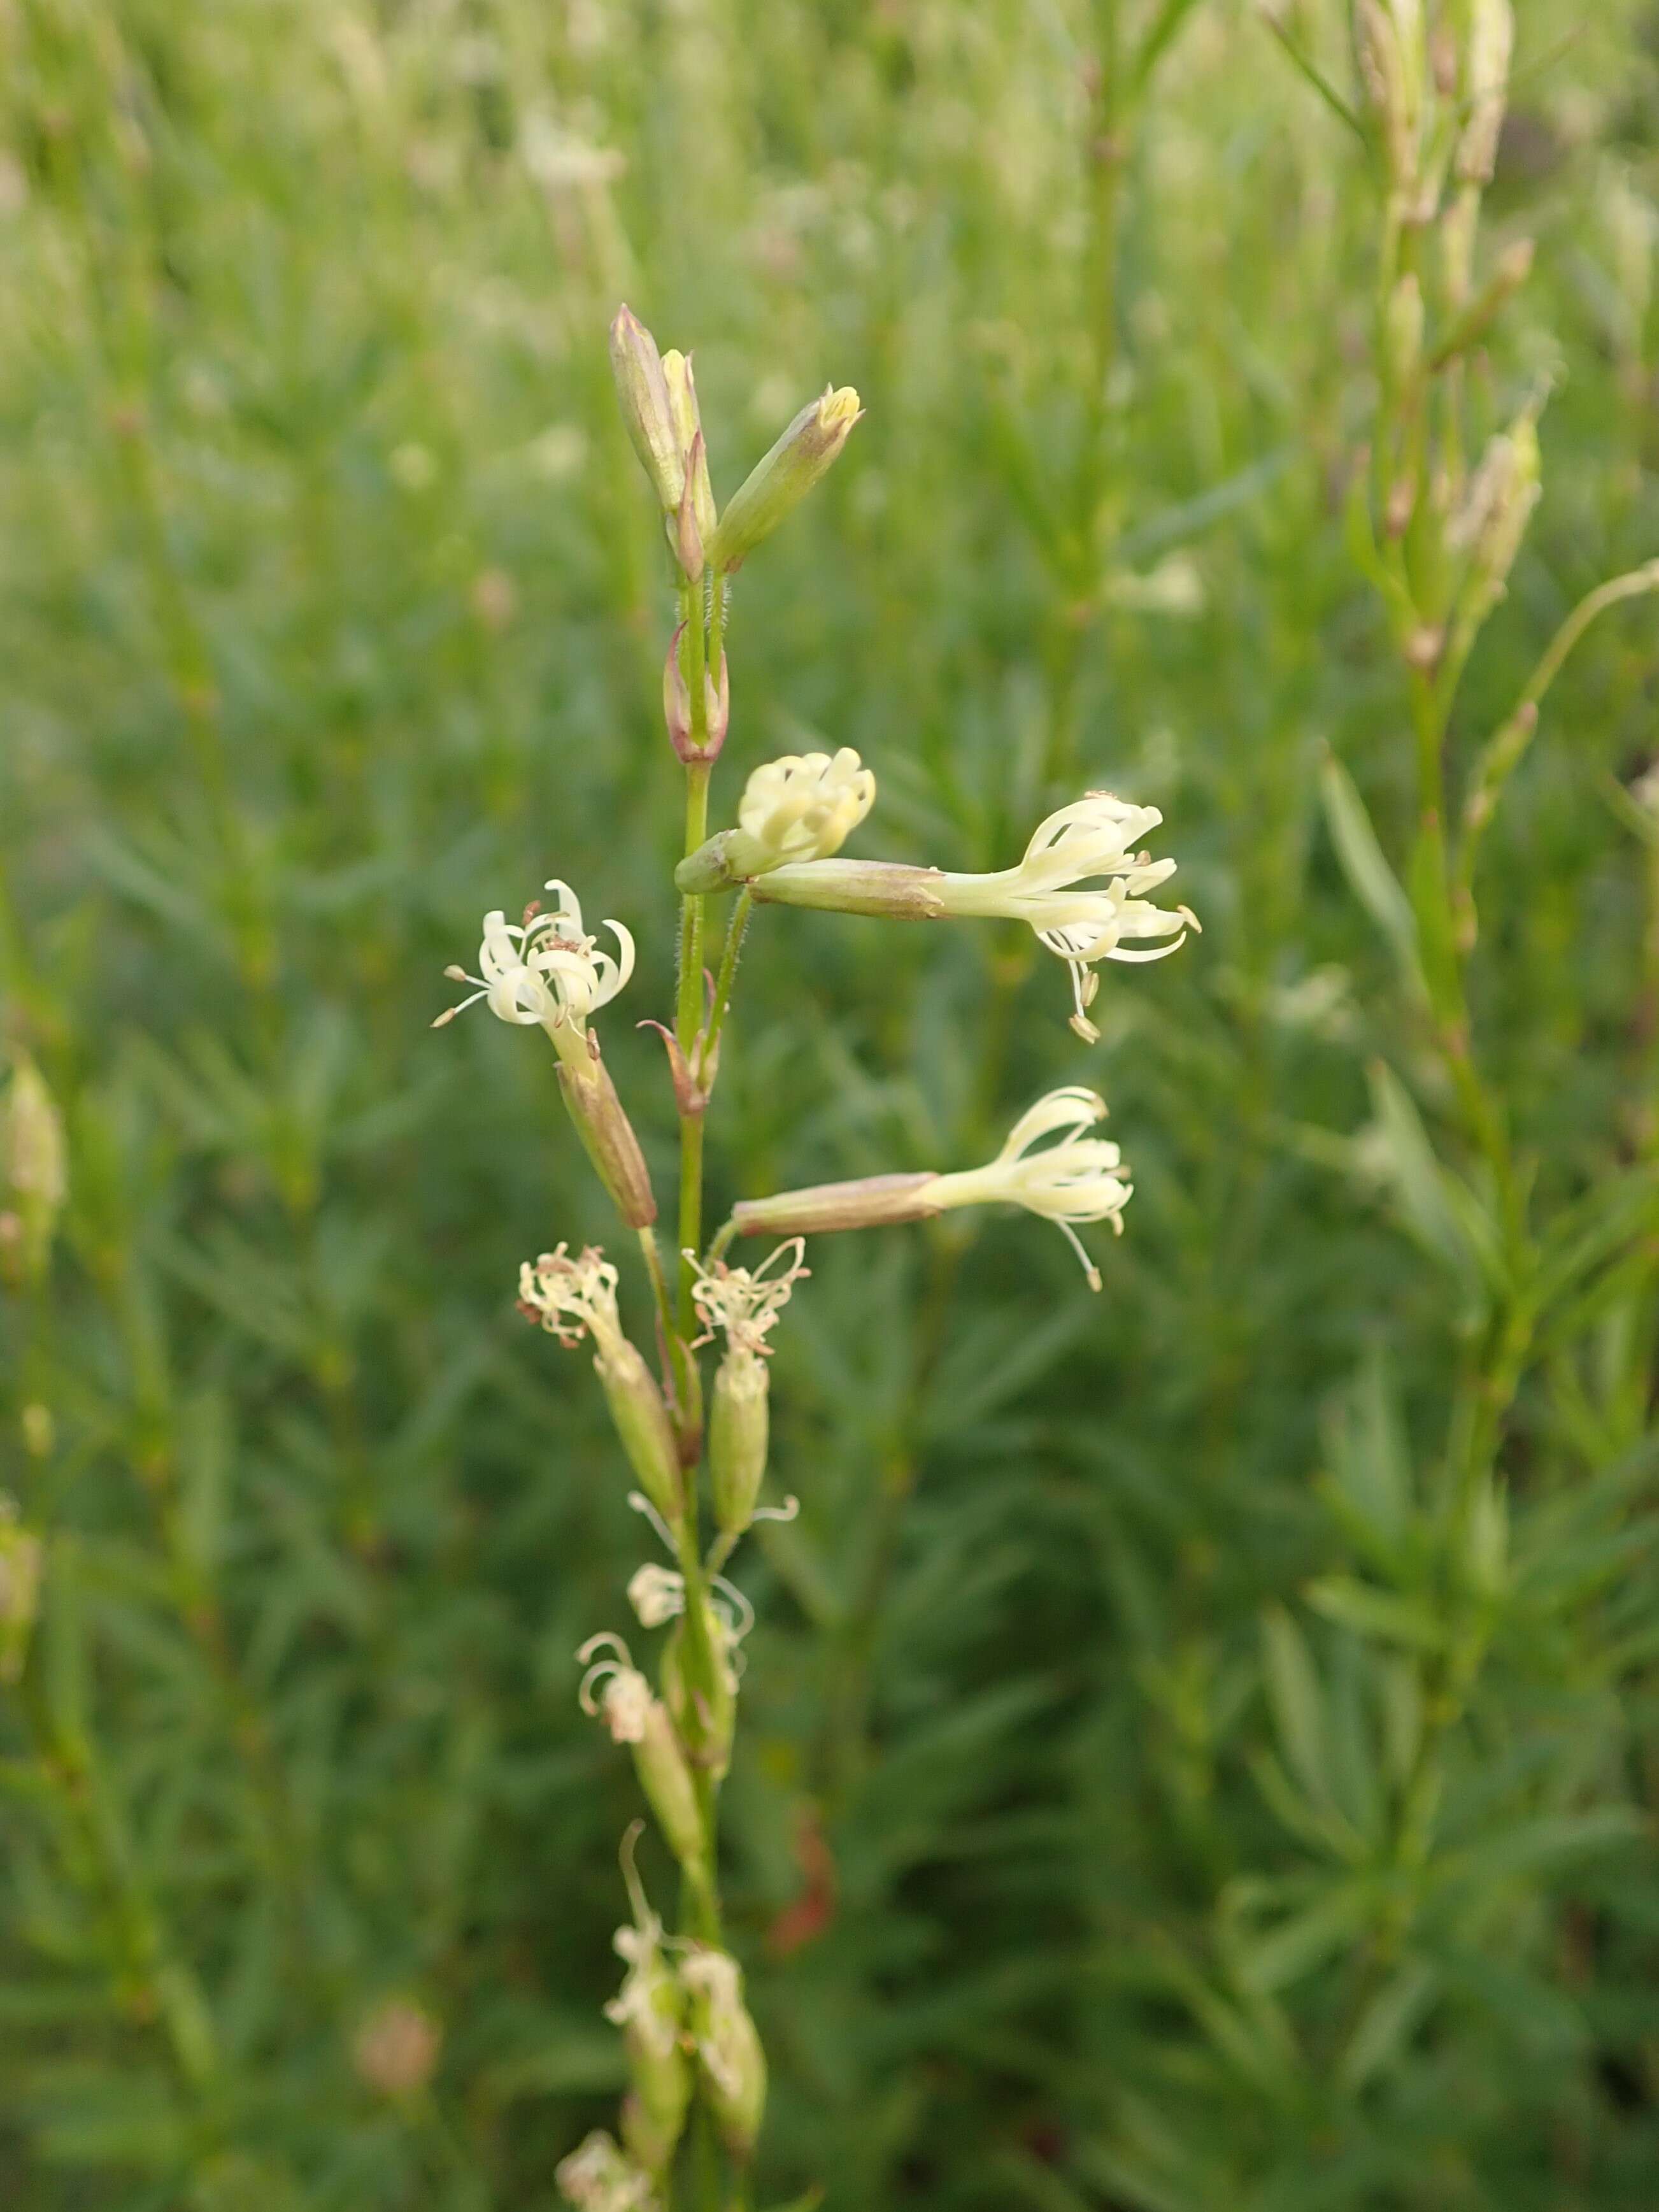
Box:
436;881;655;1225
926;1087;1129;1290
730;1088;1129;1290
746;792;1195;1041
676;751;875;887
520;1248;682;1521
609;305;685;519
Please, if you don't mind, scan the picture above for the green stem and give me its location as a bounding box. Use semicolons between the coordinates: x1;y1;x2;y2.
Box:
704;888;753;1067
677;762;713;1334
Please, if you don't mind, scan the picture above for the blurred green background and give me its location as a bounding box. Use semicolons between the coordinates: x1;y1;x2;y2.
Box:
3;1;1658;2206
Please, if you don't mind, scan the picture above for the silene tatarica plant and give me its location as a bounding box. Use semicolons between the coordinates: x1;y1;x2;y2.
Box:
434;306;1195;2210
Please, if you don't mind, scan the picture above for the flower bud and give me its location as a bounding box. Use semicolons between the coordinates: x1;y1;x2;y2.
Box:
709;1348;769;1539
661;1599;737;1782
1;1053;68;1287
1430;237;1533;366
662;627;729;766
555;1050;658;1230
730;1172;941;1242
1457;0;1513;186
1385;272;1423;393
681;1948;767;2162
1450;406;1541;625
708;385;863;571
609;305;684;516
1355;0;1423;192
662;352;718;547
0;1501;43;1684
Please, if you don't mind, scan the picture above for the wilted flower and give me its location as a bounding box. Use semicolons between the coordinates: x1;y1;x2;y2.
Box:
520;1249;681;1515
556;2129;658;2212
578;1634;655;1743
690;1238;809;1357
627;1564;686;1629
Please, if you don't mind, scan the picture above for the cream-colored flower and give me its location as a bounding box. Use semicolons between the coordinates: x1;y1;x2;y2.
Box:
688;1238;810;1357
729;750;875;875
555;2130;657;2212
627;1564;686;1629
927;1086;1130;1290
577;1633;654;1743
937;793;1194;1041
435;880;634;1034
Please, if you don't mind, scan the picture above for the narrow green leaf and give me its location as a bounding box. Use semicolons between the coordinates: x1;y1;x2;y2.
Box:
1319;755;1423;997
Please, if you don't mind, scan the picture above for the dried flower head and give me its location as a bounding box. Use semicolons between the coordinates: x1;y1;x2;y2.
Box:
519;1244;626;1358
689;1238;809;1357
436;880;634;1035
929;1087;1130;1290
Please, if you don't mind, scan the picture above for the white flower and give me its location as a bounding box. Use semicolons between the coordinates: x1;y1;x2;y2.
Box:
434;879;634;1034
927;1087;1131;1290
604;1922;680;2062
688;1238;810;1357
577;1634;654;1743
627;1564;686;1629
732;749;874;872
555;2130;657;2212
518;1244;626;1360
938;792;1195;1040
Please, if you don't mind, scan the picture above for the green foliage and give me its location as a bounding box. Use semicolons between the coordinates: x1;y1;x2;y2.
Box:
1;1;1657;2206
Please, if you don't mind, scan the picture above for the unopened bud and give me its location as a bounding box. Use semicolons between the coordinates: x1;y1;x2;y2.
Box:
662;627;729;766
0;1502;43;1684
555;1049;658;1229
1430;237;1532;367
1457;0;1513;186
1355;0;1423;192
662;353;717;546
681;1949;766;2162
730;1171;941;1242
1;1054;68;1285
1451;406;1540;622
674;459;704;583
1385;272;1423;392
709;1350;768;1539
609;304;685;515
708;385;862;571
